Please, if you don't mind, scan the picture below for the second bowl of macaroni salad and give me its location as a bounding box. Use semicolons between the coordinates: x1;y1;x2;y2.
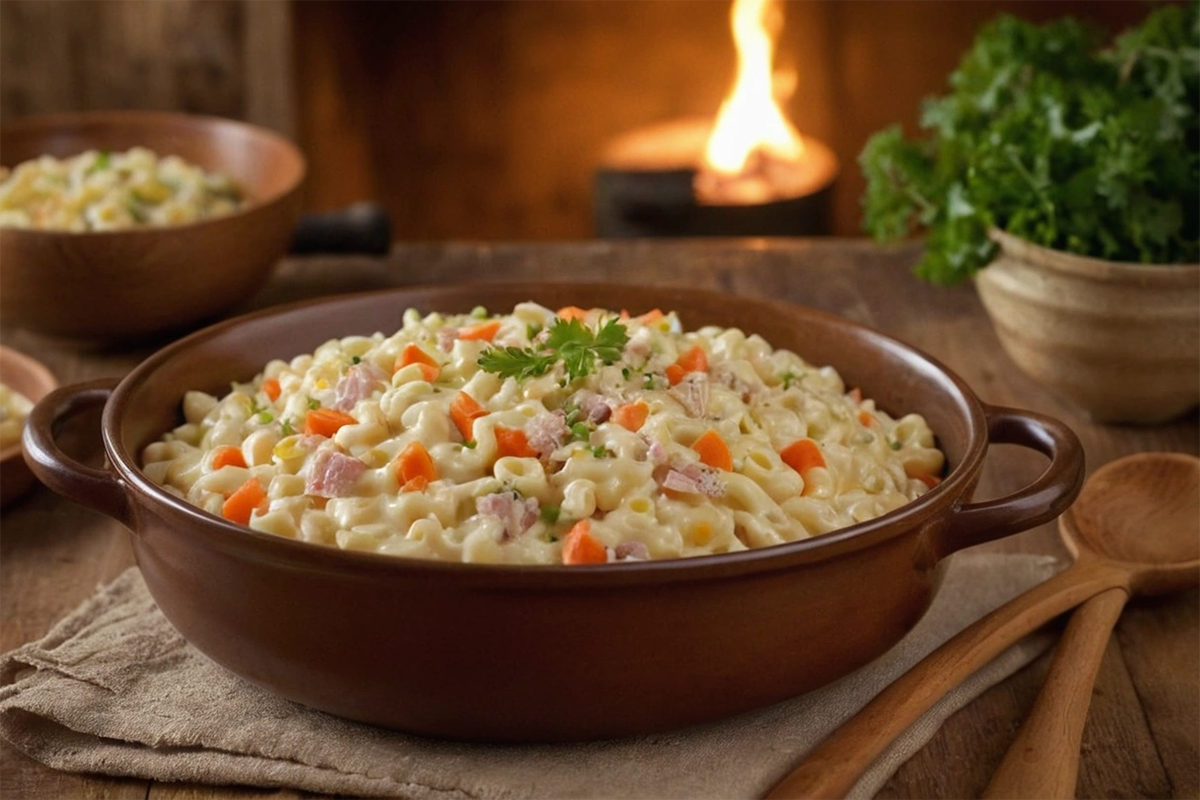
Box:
0;146;244;231
142;303;945;565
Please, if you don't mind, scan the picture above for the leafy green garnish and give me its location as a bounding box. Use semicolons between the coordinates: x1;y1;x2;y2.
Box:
478;317;630;382
280;417;296;437
89;151;111;173
860;4;1199;284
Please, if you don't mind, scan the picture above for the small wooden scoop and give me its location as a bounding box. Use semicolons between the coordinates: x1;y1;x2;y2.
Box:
766;452;1200;799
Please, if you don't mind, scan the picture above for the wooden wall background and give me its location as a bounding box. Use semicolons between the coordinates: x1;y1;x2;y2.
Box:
1;0;1155;241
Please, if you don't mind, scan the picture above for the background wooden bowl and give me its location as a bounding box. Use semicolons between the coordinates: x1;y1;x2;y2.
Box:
0;346;57;507
0;111;306;341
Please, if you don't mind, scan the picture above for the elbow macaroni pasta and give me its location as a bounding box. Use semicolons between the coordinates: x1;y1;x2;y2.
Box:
141;303;946;564
0;147;244;231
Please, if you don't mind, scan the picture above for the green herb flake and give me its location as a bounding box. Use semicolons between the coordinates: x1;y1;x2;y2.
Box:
280;417;296;437
590;445;610;459
569;422;591;442
540;505;561;524
306;396;321;410
463;440;477;450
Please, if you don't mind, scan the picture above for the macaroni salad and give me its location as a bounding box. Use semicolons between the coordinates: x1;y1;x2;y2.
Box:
0;147;244;231
0;382;34;451
142;304;945;564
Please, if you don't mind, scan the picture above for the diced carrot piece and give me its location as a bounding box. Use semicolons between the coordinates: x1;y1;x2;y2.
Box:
562;519;607;565
458;320;502;342
395;440;438;491
638;308;664;323
450;391;487;441
494;425;538;458
221;476;267;526
210;445;247;470
859;410;876;427
396;343;441;382
556;306;588;321
304;408;357;438
916;473;942;490
666;345;708;386
612;400;649;432
675;345;708;373
780;438;825;474
262;378;281;402
692;429;732;472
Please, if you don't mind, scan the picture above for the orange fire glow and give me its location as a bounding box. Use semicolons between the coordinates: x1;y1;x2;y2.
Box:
703;0;805;178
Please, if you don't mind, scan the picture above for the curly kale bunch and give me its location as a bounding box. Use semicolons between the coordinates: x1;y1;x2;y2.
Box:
860;3;1199;285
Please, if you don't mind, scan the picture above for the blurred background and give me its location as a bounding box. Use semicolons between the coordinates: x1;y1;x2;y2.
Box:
0;0;1153;241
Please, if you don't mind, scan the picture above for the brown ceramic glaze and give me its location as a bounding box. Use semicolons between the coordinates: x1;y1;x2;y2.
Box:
22;285;1084;742
0;346;57;507
0;111;305;340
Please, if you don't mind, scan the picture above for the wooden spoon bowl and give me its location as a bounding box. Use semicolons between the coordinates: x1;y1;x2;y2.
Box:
1062;452;1200;595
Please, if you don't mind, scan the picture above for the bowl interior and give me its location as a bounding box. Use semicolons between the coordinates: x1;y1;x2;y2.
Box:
0;110;304;207
110;284;982;530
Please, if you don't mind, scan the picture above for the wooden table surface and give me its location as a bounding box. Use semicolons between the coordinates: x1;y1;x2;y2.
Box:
1;239;1196;800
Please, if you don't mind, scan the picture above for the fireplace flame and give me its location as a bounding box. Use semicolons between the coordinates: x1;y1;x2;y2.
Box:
703;0;804;176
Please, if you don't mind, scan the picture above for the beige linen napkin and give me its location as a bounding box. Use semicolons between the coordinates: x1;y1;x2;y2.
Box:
0;552;1058;799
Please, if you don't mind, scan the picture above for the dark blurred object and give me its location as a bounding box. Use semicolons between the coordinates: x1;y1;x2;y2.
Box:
290;203;392;256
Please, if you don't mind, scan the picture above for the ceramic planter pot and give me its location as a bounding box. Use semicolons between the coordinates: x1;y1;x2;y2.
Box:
976;229;1200;424
23;284;1084;742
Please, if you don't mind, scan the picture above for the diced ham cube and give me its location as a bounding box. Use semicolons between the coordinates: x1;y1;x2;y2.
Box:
476;491;539;541
333;363;387;412
305;448;368;498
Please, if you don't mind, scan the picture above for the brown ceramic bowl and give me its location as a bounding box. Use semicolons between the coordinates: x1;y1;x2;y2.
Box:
23;284;1084;742
0;111;305;340
0;346;58;507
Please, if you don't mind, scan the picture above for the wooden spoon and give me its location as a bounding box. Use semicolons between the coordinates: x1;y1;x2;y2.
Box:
984;452;1200;798
766;452;1200;800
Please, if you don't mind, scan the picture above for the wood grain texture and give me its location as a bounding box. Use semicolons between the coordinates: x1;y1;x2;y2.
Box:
0;240;1196;799
0;0;292;134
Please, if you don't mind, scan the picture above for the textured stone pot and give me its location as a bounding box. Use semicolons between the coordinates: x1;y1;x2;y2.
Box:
975;229;1200;424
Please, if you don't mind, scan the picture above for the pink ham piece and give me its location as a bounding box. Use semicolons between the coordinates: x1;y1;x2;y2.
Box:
333;363;387;412
437;328;459;352
615;541;650;561
305;448;368;498
669;372;710;418
476;492;539;541
662;462;727;498
525;410;569;458
576;392;613;424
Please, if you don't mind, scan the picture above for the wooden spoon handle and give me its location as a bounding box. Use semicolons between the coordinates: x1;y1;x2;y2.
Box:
765;559;1125;800
982;586;1130;799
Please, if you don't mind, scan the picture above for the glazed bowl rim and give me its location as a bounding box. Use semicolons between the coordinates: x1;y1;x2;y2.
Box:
0;109;307;239
100;282;991;583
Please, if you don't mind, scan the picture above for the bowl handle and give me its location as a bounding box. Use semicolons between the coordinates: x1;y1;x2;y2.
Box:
935;404;1084;559
23;378;133;528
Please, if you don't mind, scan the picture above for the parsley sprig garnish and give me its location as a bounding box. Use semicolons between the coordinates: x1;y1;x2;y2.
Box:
477;317;630;382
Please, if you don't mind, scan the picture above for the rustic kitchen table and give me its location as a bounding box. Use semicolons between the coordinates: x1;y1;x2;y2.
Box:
1;239;1196;800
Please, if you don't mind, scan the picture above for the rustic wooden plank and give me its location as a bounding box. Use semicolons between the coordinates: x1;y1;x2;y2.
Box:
242;0;296;137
